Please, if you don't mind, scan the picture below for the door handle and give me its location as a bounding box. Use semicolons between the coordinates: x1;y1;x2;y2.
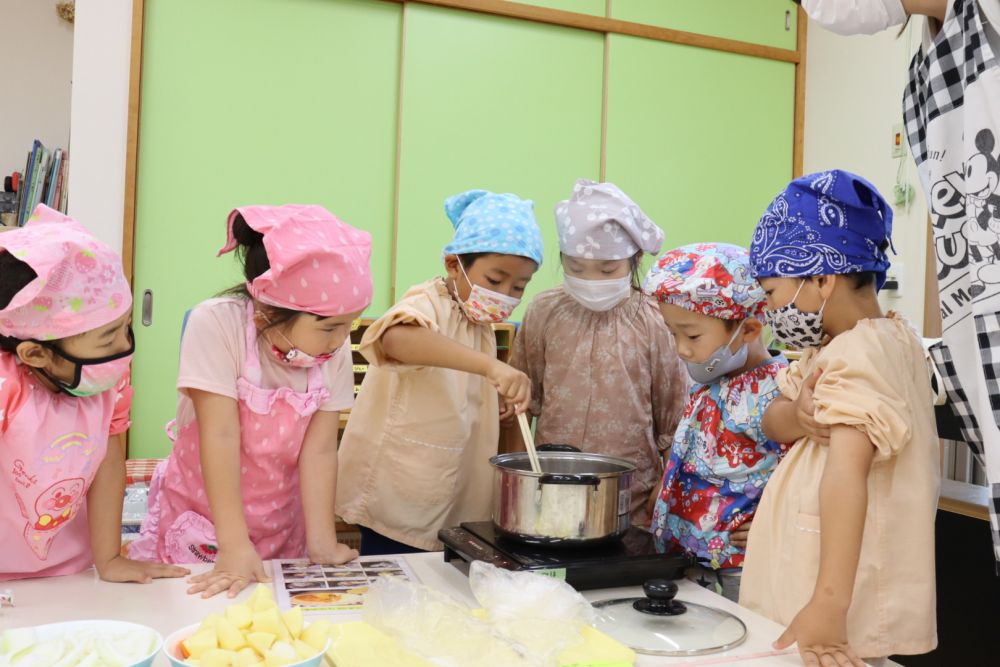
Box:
141;289;153;327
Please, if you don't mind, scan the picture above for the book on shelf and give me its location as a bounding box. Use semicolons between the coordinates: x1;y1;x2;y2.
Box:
7;139;69;226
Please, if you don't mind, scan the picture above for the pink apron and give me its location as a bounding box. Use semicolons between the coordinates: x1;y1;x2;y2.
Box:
0;362;117;580
131;301;329;563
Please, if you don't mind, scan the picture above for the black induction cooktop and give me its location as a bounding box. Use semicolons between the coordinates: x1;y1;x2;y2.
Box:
439;521;693;591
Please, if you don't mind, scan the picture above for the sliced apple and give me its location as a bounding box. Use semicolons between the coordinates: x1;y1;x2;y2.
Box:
245;632;275;657
234;647;261;667
280;608;304;640
292;639;318;660
299;619;332;652
225;604;254;630
200;648;238;667
250;608;285;639
182;628;219;660
263;641;297;667
248;585;276;613
215;618;247;652
199;614;224;632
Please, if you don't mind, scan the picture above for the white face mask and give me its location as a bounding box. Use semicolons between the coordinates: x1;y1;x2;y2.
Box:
802;0;907;36
563;274;632;312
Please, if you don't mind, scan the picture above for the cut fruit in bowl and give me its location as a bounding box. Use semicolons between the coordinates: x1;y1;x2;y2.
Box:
164;586;332;667
0;619;162;667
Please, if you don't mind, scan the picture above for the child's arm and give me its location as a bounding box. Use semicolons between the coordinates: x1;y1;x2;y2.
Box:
762;371;830;444
774;424;874;667
381;324;531;412
87;434;189;583
185;389;270;599
299;410;358;565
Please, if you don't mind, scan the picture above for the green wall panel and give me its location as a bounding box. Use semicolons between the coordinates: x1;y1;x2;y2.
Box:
127;0;798;459
604;34;794;252
130;0;402;457
612;0;799;50
394;4;604;308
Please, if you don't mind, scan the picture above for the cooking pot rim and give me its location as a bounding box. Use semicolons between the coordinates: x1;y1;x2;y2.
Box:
489;450;636;475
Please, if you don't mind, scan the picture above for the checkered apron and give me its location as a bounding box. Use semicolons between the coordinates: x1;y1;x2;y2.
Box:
904;0;1000;565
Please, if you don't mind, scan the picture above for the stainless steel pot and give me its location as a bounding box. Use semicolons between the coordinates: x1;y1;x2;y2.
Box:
489;444;636;546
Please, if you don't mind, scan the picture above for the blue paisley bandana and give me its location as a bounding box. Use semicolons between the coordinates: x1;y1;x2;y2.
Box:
749;170;894;290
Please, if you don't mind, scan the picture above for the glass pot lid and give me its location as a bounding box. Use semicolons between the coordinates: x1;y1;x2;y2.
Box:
592;579;748;656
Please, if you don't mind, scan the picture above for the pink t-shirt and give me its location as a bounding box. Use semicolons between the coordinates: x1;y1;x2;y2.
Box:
173;298;354;432
0;353;132;580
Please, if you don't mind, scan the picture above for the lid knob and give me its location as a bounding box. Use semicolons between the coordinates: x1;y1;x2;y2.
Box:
633;579;687;616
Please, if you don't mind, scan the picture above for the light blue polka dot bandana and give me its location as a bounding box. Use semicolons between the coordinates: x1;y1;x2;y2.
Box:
442;190;544;266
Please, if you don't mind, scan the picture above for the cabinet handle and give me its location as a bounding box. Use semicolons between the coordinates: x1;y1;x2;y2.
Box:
141;289;153;327
785;10;792;31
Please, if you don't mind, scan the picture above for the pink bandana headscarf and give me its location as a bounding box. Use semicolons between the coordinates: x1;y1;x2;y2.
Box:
0;205;132;341
218;204;373;316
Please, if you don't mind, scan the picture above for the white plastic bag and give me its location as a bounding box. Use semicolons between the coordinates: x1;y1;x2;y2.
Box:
362;575;535;667
361;562;595;667
469;560;594;664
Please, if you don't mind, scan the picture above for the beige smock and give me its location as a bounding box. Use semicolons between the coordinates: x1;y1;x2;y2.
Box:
740;314;939;657
335;278;499;551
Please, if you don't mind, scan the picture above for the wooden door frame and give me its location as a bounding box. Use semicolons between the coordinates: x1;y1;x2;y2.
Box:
121;0;808;283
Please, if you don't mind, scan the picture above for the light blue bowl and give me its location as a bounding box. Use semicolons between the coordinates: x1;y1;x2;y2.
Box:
2;619;163;667
163;623;329;667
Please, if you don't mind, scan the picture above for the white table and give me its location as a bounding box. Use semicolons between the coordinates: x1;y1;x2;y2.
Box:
0;553;818;666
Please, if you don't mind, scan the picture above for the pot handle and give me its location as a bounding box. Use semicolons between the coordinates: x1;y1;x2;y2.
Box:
536;444;581;453
539;473;600;486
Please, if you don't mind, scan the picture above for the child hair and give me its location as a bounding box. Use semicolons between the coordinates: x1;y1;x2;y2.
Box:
0;252;39;352
847;271;877;289
799;271;878;290
220;214;302;334
457;252;541;272
455;253;490;270
559;251;644;290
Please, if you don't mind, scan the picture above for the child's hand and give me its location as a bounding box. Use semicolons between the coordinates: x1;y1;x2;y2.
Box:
795;371;830;444
730;521;752;549
774;598;864;667
499;400;518;424
97;555;189;584
187;542;270;599
308;537;359;566
486;360;531;414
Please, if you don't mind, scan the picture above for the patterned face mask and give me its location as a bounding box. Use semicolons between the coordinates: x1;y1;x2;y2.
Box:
268;329;337;368
454;261;521;324
765;281;827;349
38;326;135;397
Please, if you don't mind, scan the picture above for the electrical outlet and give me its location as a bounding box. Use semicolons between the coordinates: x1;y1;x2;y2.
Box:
884;263;903;297
891;124;906;158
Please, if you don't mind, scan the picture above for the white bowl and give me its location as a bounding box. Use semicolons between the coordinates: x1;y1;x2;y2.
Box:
1;619;163;667
163;623;329;667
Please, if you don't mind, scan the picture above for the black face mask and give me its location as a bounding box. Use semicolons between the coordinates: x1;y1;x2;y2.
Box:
34;325;135;395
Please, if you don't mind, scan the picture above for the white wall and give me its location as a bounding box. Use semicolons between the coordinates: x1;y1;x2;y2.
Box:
66;0;134;253
802;18;930;333
0;0;74;176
